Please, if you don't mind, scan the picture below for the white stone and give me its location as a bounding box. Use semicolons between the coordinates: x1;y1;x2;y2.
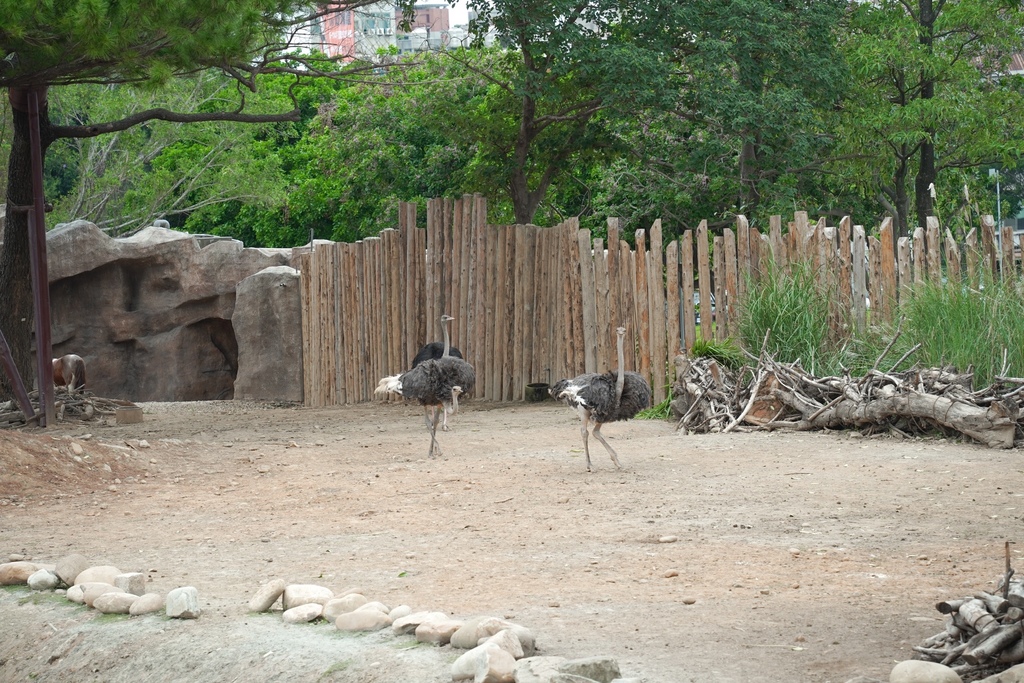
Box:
889;660;962;683
323;592;366;615
388;604;413;621
166;586;201;619
27;568;60;591
335;610;392;631
129;593;165;616
282;584;334;610
81;582;125;607
355;600;390;614
248;579;286;612
55;553;90;585
65;584;87;604
451;642;516;683
482;629;524;659
392;610;448;635
74;565;122;586
114;572;146;596
0;561;39;585
93;592;139;614
416;618;463;645
977;664;1024;682
455;617;535;656
515;657;570;683
282;603;323;623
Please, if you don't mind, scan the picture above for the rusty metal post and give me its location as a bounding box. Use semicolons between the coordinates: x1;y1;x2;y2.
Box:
25;86;54;427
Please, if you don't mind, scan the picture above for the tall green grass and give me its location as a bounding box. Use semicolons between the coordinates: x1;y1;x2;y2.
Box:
737;260;849;376
735;258;1024;388
900;275;1024;388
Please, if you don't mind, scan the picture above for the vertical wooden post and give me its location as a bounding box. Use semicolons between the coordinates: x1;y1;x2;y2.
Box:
723;227;738;338
879;218;897;324
712;234;726;341
665;239;681;359
680;231;696;353
926;217;942;285
593;238;611;370
981;215;997;278
578;229;598;373
897;237;912;306
696;220;713;341
852;225;867;334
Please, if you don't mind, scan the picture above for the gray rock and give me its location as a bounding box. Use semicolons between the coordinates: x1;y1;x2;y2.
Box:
0;561;38;585
483;629;525;659
55;553;90;585
248;579;286;612
335;610;392;632
166;586;201;619
232;266;303;402
129;593;165;616
93;592;139;614
282;584;333;610
888;660;962;683
355;600;390;614
323;592;367;615
282;603;323;624
73;565;122;586
515;656;569;683
27;568;60;591
114;572;146;596
978;663;1024;682
558;657;622;683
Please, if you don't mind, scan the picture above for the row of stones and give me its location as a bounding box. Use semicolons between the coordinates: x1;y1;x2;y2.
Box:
250;578;640;683
1;555;197;618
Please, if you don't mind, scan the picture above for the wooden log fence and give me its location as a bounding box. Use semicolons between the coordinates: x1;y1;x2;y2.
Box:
300;195;1019;407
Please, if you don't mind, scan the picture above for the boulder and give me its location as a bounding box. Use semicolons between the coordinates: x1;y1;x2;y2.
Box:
166;586;201;619
232;266;303;402
54;553;90;585
889;660;962;683
248;579;286;612
0;561;38;585
46;221;298;401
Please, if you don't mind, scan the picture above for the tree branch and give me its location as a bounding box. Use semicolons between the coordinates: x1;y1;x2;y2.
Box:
50;107;300;140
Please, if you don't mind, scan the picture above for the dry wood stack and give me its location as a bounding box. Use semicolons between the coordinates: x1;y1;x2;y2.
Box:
915;576;1024;680
1;388;139;428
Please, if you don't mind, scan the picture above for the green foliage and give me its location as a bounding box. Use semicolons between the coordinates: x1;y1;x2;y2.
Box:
636;392;672;420
738;260;844;376
900;276;1024;388
689;337;745;371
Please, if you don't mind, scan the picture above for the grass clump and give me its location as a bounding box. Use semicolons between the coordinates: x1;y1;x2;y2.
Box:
900;275;1024;388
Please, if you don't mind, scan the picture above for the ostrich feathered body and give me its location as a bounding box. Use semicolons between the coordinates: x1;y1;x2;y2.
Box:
411;342;464;368
551;371;652;424
376;356;475;409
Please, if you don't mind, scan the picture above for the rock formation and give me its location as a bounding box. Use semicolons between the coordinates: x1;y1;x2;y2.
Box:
46;221;300;402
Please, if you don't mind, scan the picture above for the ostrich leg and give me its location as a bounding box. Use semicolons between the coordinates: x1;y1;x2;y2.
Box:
591;422;623;469
427;404;442;458
577;407;594;472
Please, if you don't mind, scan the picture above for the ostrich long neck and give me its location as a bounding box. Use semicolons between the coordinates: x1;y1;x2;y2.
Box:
442;318;451;357
615;330;625;407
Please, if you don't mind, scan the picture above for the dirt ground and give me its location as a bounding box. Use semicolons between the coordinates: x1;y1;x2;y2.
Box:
1;397;1022;683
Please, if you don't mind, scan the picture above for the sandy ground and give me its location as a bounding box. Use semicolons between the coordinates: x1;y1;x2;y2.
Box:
1;397;1022;683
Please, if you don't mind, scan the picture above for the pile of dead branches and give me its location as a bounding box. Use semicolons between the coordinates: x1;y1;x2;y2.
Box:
914;545;1024;681
0;388;129;429
670;334;1024;448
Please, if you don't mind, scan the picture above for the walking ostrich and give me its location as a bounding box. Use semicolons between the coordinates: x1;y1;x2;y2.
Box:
550;326;652;472
375;314;476;458
411;315;464;431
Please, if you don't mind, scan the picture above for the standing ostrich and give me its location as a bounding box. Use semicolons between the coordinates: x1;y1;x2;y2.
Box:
375;314;476;458
411;315;464;431
550;326;652;472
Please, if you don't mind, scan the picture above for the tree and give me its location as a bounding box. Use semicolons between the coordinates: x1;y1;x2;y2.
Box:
838;0;1024;236
0;0;413;401
459;0;672;224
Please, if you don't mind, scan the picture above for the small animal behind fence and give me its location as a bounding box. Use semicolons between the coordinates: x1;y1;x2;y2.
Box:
52;354;87;393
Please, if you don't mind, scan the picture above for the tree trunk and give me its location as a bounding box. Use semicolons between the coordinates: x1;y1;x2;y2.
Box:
0;88;54;402
914;0;937;231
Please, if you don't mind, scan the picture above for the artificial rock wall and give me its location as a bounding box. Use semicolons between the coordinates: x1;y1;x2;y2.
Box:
46;221;303;403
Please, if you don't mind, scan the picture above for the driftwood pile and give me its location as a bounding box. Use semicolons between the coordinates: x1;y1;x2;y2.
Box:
671;346;1024;448
0;388;129;429
913;546;1024;681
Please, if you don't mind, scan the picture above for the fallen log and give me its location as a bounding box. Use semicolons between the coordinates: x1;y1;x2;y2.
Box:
962;623;1022;665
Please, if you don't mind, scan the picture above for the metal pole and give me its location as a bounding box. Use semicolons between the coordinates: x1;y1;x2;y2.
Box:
25;87;54;427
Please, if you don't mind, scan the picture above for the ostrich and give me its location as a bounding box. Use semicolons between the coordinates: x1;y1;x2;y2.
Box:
375;314;476;458
411;315;464;431
550;326;652;472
